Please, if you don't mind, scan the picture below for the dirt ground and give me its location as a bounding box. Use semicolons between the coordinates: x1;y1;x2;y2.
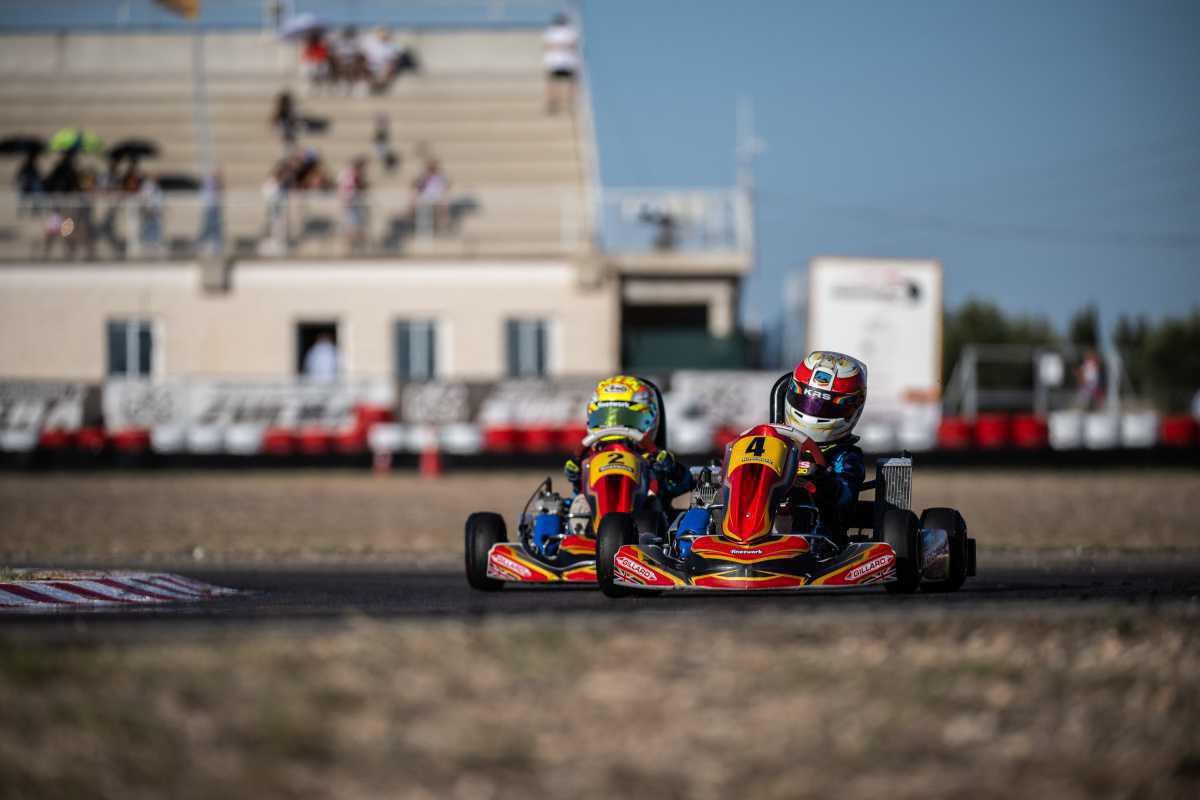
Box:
0;468;1197;566
1;606;1198;800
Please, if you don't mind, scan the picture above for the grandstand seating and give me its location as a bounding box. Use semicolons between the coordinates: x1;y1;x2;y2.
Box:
0;30;591;258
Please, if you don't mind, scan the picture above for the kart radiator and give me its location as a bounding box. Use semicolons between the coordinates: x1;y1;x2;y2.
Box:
874;455;913;525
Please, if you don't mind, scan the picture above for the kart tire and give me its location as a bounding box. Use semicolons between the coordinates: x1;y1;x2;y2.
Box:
596;512;639;599
465;512;507;592
881;509;921;595
919;507;969;593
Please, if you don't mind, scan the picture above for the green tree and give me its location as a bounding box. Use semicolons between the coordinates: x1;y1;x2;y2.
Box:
942;299;1058;390
1068;306;1101;350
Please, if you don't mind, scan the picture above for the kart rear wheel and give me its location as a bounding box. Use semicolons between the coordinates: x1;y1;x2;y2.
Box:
881;509;921;595
596;512;638;599
465;512;507;592
919;507;969;593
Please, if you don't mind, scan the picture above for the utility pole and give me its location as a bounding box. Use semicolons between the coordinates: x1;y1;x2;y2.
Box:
736;95;766;358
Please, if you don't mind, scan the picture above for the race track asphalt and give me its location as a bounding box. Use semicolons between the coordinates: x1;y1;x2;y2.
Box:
4;556;1199;634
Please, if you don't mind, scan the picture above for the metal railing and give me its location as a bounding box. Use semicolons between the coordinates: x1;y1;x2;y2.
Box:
596;187;751;255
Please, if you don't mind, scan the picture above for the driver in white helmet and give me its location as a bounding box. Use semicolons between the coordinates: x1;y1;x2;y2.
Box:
779;350;868;546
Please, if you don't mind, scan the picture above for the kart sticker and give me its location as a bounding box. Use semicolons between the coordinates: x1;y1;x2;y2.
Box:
727;435;789;475
588;449;640;485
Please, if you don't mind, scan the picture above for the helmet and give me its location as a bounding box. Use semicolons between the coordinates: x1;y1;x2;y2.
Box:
783;351;867;443
585;375;660;445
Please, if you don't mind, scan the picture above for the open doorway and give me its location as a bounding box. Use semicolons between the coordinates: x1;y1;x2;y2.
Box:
296;320;340;380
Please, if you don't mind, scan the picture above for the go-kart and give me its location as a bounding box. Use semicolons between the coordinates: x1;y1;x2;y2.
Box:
595;422;977;597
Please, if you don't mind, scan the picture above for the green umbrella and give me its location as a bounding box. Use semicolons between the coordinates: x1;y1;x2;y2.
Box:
49;128;104;154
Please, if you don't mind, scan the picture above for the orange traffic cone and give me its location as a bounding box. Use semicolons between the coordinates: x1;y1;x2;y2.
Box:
419;444;443;478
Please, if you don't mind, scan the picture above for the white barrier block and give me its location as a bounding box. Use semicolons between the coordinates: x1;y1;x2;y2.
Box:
186;425;224;454
1120;412;1159;449
405;425;438;452
440;424;483;455
0;429;38;452
151;425;187;453
368;423;405;454
1048;411;1084;450
224;424;266;456
1083;413;1120;450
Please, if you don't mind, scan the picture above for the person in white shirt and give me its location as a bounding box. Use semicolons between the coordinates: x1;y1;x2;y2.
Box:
543;13;580;114
303;333;340;383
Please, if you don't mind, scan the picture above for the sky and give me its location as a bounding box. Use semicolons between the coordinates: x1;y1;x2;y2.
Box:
582;0;1200;332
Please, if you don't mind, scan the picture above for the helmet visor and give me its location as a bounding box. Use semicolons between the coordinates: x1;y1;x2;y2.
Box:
786;383;862;421
587;404;652;434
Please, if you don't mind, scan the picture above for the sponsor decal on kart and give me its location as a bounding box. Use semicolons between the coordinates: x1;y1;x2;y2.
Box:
727;434;789;475
614;554;657;583
844;553;894;582
489;551;534;579
588;450;639;484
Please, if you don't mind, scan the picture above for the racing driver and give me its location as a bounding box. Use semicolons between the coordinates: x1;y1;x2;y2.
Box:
777;350;868;547
563;375;693;505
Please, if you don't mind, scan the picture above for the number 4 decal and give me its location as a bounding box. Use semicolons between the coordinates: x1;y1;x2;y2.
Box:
745;436;767;457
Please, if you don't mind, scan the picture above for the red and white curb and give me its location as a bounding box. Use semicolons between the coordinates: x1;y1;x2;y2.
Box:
0;573;237;610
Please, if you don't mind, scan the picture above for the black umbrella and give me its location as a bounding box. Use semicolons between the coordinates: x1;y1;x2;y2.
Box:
156;173;201;192
0;135;45;157
108;139;160;161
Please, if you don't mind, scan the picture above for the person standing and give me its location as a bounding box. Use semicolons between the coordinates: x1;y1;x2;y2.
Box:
303;333;340;383
337;157;369;254
543;13;580;114
197;169;224;257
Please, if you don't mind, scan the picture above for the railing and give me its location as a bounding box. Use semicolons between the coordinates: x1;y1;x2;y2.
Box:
596;188;750;255
1;185;754;261
0;187;586;260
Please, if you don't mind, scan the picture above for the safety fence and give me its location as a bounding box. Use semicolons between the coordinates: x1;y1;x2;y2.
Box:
2;375;1197;467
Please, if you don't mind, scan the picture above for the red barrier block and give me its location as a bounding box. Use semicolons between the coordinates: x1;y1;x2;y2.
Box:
484;426;521;453
937;417;973;450
334;428;367;454
297;427;332;455
262;428;296;456
523;425;557;454
557;425;588;452
110;428;151;453
711;426;742;451
38;429;74;450
1160;415;1198;448
1011;415;1049;449
354;404;393;431
76;427;107;453
974;413;1011;449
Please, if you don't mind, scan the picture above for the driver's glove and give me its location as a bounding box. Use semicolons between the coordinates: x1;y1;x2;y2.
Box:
563;456;581;489
652;449;677;476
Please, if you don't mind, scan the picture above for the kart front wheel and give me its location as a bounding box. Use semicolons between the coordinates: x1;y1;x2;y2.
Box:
596;512;638;599
465;512;507;592
881;509;921;595
919;507;969;593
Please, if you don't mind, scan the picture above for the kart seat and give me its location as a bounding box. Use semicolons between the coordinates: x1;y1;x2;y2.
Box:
768;372;791;424
642;376;669;451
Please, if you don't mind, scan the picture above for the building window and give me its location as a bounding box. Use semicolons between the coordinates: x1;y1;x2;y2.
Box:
106;318;155;377
296;321;340;381
394;320;438;380
505;318;548;378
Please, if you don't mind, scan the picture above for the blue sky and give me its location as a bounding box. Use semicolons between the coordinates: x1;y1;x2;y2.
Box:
583;0;1200;331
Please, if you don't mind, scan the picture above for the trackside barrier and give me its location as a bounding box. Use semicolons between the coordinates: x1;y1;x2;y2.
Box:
937;418;972;450
974;414;1010;449
1160;416;1198;448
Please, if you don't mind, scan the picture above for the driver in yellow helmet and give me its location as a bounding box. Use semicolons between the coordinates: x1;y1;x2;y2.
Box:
563;375;694;501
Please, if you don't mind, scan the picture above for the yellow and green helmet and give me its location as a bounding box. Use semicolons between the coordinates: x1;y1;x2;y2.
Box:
585;375;661;444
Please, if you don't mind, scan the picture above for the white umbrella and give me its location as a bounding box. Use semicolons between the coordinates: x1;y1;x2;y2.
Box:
278;12;328;41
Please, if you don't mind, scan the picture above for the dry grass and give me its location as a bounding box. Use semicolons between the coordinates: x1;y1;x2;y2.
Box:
0;468;1197;566
1;606;1197;800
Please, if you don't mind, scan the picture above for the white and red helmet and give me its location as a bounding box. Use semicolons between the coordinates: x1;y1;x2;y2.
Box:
783;351;868;443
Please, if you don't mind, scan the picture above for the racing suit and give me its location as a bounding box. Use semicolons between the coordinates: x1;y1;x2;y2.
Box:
789;433;865;548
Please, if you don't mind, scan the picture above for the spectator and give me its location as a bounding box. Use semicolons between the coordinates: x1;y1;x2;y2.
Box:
361;27;418;94
270;91;300;149
138;174;164;256
543;13;580;114
373;113;399;174
196;169;224;257
1075;347;1106;411
303;333;340;382
261;162;291;255
338;156;369;254
292;148;332;191
331;27;368;96
14;151;44;214
410;158;449;235
300;30;332;92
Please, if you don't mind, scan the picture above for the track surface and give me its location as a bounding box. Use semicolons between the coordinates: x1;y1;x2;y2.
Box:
4;557;1199;632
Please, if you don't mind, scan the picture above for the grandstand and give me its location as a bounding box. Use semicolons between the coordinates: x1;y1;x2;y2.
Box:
0;21;752;383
